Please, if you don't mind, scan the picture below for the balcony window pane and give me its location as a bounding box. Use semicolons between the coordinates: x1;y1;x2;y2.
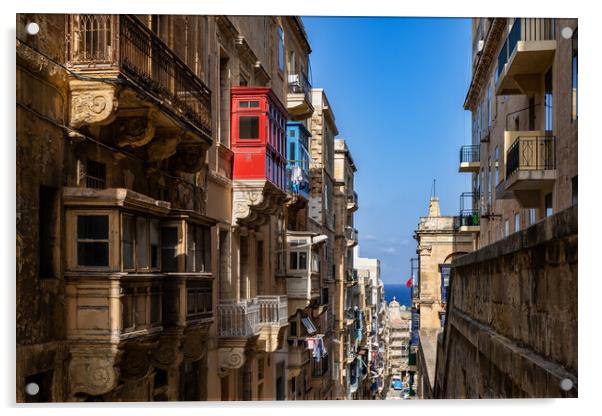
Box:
150;220;159;268
515;213;520;233
187;225;196;272
239;116;259;139
122;215;135;270
136;217;148;269
290;251;298;270
161;226;179;272
545;193;553;217
77;215;109;267
299;252;307;270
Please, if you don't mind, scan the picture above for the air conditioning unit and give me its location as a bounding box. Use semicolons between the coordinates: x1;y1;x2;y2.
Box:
476;39;485;55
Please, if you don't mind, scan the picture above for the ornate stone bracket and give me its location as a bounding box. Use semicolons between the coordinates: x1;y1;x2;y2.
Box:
147;129;183;162
169;141;209;174
232;180;288;227
113;110;158;148
218;347;246;371
69;80;118;129
68;351;119;397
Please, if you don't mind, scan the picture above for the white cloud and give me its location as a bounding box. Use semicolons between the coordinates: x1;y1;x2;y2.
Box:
363;234;378;241
380;246;397;254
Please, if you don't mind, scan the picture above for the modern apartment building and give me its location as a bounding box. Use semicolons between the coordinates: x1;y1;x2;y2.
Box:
16;13;372;403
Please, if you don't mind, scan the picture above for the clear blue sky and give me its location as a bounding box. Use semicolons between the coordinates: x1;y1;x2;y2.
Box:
302;17;473;285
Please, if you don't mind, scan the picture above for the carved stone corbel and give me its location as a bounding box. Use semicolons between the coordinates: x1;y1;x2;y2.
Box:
169;141;209;174
147;129;183;162
69;80;118;129
68;352;119;397
218;347;246;371
113;110;157;148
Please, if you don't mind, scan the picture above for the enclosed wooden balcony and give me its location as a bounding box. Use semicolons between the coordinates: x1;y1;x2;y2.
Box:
496;18;556;96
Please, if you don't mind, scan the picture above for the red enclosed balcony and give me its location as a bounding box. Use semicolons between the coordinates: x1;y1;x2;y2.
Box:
230;87;289;226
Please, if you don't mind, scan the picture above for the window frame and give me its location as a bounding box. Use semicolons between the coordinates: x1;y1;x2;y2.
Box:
67;209;118;271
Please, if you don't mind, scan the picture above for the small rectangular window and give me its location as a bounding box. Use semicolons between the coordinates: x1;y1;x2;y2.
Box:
239;116;259;139
239;101;259;108
77;215;109;267
528;209;536;226
161;226;179;272
86;160;106;189
572;176;578;206
278;26;284;72
504;220;509;237
514;213;520;233
545;193;553;217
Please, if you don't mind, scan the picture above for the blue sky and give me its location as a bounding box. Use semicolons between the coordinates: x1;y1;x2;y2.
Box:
302;17;473;285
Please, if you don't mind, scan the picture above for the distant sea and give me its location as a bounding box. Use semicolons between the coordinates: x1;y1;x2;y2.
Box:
384;284;412;307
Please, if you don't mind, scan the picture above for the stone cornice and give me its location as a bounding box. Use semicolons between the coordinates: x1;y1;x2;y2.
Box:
464;18;507;111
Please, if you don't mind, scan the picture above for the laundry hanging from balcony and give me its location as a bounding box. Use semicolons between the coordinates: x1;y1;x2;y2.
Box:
307;335;327;362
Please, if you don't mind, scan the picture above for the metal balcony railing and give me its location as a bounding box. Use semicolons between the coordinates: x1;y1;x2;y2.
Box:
460;145;480;164
288;72;312;101
218;298;260;337
66;14;212;136
506;135;556;178
257;295;288;327
454;210;481;229
497;18;556;79
121;277;162;336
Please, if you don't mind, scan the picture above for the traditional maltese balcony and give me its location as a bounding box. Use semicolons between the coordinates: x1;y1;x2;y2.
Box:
231;87;289;227
256;295;289;353
495;18;556;96
284;232;324;312
495;131;556;207
287;72;314;119
65;14;212;170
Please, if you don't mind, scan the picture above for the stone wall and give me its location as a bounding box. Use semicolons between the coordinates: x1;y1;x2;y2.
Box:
435;205;577;398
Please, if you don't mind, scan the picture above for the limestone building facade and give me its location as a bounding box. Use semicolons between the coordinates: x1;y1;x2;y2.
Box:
16;13;368;402
432;17;578;399
411;197;474;399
